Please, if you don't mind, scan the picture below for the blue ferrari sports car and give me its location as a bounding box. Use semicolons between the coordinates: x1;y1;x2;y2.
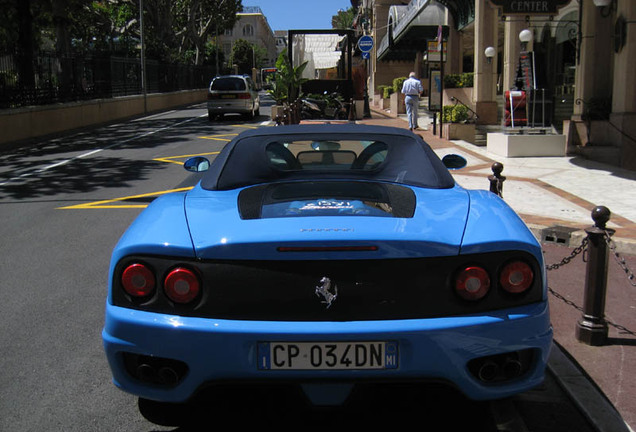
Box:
103;124;552;413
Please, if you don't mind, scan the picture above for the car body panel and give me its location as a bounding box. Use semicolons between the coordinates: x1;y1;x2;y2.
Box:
103;124;552;408
103;302;552;403
184;183;470;260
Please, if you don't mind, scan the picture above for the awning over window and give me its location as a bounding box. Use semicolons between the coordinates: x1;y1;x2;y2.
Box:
377;1;449;62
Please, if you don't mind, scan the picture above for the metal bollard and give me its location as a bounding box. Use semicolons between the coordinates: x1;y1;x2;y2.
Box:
432;112;437;135
488;162;506;198
575;206;615;346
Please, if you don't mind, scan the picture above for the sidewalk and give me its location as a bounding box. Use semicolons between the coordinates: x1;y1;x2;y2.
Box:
359;105;636;432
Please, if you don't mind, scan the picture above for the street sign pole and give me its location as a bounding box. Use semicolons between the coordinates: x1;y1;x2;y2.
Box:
358;36;374;119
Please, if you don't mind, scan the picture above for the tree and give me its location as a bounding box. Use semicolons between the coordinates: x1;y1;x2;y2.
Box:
229;39;266;74
331;7;355;29
267;51;308;124
175;0;243;65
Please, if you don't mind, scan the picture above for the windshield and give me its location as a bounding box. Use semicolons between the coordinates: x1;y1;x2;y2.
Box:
199;125;456;191
265;140;387;171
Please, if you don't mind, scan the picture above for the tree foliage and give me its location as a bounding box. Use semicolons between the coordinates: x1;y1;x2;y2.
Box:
331;7;356;29
229;39;266;74
0;0;243;65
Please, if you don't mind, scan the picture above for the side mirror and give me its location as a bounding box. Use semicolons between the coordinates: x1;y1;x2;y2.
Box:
442;154;467;170
184;156;210;172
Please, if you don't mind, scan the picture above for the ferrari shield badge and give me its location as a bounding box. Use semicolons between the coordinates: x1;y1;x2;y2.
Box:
315;277;338;308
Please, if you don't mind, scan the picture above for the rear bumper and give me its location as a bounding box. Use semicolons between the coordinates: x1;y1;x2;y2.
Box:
207;100;254;114
102;302;552;404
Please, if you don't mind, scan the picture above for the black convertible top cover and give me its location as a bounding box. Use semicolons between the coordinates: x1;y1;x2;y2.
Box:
200;124;456;190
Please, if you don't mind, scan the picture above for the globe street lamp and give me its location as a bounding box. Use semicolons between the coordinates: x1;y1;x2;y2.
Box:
519;29;533;52
484;46;496;64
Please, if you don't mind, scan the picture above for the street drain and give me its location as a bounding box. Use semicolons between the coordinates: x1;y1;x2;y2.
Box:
541;226;580;246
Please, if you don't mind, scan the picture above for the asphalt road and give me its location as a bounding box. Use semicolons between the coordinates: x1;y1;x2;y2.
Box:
0;95;598;431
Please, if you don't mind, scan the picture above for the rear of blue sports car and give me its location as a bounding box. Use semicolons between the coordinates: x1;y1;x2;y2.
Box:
102;125;552;407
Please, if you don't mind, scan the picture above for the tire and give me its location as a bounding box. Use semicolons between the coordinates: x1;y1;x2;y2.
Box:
335;109;348;120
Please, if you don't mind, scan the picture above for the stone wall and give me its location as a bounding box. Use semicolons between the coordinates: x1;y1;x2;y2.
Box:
0;89;207;147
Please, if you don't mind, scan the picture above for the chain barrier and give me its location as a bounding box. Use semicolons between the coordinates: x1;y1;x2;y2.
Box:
545;237;588;270
544;229;636;337
604;229;636;287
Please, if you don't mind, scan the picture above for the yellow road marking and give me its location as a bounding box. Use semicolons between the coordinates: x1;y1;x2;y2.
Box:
59;128;249;210
58;187;193;210
198;133;238;141
153;151;219;165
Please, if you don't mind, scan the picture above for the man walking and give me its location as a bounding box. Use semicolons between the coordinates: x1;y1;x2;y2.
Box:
401;72;423;131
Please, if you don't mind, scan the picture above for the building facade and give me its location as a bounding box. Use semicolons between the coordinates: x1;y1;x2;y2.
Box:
218;6;278;69
353;0;636;170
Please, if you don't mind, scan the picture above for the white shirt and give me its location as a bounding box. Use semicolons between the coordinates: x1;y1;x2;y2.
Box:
401;77;423;96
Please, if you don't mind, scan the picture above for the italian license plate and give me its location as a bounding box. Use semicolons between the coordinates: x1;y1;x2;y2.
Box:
257;341;398;370
221;94;236;99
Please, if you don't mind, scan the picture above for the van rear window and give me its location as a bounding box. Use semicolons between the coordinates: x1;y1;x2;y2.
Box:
211;78;246;91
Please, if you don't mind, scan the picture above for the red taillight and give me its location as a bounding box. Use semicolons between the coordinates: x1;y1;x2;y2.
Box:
500;261;534;293
164;267;200;304
121;263;156;298
455;266;490;301
237;92;251;99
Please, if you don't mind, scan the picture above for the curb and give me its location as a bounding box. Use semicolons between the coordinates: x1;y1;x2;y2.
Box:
528;223;636;256
547;342;633;432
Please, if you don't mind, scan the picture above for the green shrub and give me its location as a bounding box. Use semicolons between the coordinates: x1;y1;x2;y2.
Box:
392;76;407;93
444;73;474;88
377;85;393;99
442;104;469;123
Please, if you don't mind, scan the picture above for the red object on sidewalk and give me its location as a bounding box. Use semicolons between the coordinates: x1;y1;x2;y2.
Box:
504;90;527;127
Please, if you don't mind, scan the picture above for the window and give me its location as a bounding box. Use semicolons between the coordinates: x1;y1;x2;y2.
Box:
265;140;388;171
225;29;233;36
243;24;254;37
211;77;247;91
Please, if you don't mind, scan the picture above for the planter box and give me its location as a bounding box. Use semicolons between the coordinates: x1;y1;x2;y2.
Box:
390;92;405;116
443;123;476;142
271;105;284;121
380;98;391;110
354;99;364;119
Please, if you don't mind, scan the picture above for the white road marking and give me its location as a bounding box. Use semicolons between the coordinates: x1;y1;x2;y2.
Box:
0;113;207;186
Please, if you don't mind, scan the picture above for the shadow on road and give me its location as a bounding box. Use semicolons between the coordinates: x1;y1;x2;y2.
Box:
139;384;497;431
0;107;269;200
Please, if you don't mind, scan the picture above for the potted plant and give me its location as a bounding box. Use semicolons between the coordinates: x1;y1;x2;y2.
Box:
442;104;476;142
376;85;393;110
390;76;407;116
267;52;308;124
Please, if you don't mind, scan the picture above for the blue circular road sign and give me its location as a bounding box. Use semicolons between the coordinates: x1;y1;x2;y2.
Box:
358;35;374;52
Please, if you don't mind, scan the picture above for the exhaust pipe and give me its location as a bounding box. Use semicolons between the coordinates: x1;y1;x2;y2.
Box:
477;361;499;382
502;358;523;379
137;364;156;382
158;367;179;386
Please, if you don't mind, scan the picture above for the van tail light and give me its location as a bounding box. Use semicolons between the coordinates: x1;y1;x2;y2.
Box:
500;261;534;293
164;267;200;304
455;266;490;301
121;263;156;298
